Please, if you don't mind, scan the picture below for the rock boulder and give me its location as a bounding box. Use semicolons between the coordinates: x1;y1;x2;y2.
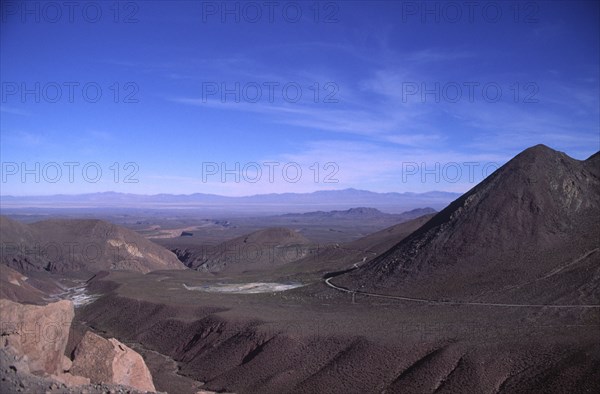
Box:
71;331;156;392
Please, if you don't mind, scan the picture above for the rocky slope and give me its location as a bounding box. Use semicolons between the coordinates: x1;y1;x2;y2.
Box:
346;212;437;256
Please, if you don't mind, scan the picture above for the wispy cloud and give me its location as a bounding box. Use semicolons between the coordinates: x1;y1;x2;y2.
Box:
2;130;44;146
0;106;31;116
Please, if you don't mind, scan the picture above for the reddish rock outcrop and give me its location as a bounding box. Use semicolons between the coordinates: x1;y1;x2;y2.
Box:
0;298;74;375
0;298;157;391
71;331;156;392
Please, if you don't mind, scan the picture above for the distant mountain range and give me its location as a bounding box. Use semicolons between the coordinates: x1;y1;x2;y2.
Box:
279;207;436;220
0;189;461;214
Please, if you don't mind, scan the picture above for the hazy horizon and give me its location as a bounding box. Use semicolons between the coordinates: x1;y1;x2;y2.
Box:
0;187;462;198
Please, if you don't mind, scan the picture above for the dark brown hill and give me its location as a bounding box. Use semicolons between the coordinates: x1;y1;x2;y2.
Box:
337;145;600;304
1;217;185;275
176;227;313;273
0;265;47;304
0;216;47;271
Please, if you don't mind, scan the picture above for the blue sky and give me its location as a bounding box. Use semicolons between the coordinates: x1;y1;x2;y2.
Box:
1;0;598;196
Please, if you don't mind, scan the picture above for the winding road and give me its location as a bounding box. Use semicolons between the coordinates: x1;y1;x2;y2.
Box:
324;263;600;309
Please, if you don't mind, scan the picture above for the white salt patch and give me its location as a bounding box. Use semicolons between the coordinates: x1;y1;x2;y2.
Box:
183;282;303;294
46;283;99;307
